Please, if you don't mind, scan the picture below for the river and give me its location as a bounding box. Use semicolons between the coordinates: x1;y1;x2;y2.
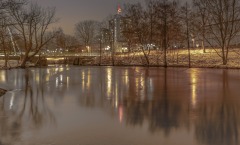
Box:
0;66;240;145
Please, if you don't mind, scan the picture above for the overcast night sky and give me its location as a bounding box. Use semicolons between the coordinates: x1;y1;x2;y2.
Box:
31;0;146;34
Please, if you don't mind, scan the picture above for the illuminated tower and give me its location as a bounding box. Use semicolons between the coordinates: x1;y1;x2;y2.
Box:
108;4;127;52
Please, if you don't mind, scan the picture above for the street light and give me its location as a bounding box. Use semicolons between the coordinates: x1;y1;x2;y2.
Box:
192;38;195;48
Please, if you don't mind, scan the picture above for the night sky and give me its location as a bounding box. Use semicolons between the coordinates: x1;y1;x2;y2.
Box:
31;0;145;34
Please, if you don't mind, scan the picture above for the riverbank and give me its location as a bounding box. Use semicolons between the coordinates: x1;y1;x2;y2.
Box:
0;88;6;97
1;48;240;69
94;48;240;69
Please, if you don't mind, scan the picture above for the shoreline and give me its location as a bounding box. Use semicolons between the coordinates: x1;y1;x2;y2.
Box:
1;63;240;70
2;48;240;70
0;88;6;97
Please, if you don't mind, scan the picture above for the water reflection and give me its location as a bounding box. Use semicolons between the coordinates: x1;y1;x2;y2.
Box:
0;69;53;144
106;68;112;99
0;67;239;145
191;69;198;108
195;70;240;145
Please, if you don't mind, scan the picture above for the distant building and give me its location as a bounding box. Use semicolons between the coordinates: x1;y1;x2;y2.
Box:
100;28;111;51
108;5;129;53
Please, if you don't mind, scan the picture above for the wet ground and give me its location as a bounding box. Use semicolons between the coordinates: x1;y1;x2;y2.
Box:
0;66;240;145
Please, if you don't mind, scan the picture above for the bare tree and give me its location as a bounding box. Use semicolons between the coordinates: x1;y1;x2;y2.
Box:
64;34;79;52
7;1;58;67
123;3;150;65
123;1;181;66
181;2;194;68
154;0;181;67
193;0;208;53
0;1;11;68
55;28;66;50
0;16;12;68
75;20;98;49
202;0;240;65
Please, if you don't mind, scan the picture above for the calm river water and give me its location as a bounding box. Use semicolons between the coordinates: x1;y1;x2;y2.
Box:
0;66;240;145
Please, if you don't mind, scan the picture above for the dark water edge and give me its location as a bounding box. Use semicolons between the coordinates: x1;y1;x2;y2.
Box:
0;88;6;96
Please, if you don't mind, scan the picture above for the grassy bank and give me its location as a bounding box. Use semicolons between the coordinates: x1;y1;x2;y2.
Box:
1;48;240;69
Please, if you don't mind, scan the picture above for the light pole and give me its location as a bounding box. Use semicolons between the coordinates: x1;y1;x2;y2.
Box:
192;38;195;49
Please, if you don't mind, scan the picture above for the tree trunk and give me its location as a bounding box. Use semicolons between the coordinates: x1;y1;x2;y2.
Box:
222;55;228;65
143;51;150;66
163;5;167;68
202;40;205;53
20;55;28;68
222;46;227;65
202;30;206;53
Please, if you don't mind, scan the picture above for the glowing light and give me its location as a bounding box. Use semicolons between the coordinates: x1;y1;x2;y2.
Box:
118;6;122;14
86;46;91;53
105;46;110;51
46;58;64;61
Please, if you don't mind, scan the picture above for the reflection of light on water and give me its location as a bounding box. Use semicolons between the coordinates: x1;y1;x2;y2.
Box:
0;71;6;83
115;83;118;108
36;74;40;83
46;75;50;82
192;85;196;107
115;97;118;108
82;71;85;90
106;68;112;99
135;67;140;73
56;77;59;87
67;76;69;88
59;67;64;72
135;77;139;88
135;74;145;101
86;70;91;89
119;106;123;123
148;78;153;100
60;75;63;82
191;70;198;107
140;76;145;101
124;70;129;85
10;94;15;109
